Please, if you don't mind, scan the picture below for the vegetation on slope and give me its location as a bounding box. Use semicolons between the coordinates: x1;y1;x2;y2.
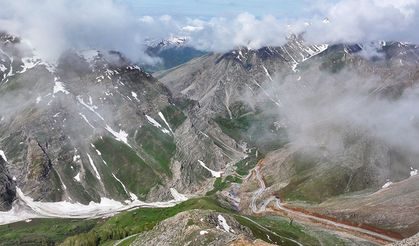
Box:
94;137;160;199
214;101;288;154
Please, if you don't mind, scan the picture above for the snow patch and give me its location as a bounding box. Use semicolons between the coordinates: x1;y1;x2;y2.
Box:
217;215;234;233
170;188;188;202
111;173;133;199
53;78;70;95
17;187;123;218
198;160;223;178
74;172;81;182
77;96;105;121
73;149;81;163
131;91;139;101
0;204;40;225
145;115;162;128
87;153;101;180
410;167;418;177
91;144;102;156
0;187;188;225
146;115;171;135
382;180;393;189
79;113;95;129
158;112;174;134
0;150;7;162
262;65;273;81
35;96;43;104
105;125;130;146
19;57;40;73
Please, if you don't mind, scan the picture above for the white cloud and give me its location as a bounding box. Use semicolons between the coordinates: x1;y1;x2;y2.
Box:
159;15;173;23
0;0;177;63
139;16;155;24
263;67;419;156
182;13;289;52
1;0;419;63
305;0;419;44
178;0;419;51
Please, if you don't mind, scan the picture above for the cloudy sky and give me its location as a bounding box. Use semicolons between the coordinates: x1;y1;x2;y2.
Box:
0;0;418;62
128;0;320;18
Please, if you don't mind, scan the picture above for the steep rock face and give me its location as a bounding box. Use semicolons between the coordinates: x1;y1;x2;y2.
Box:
0;156;15;211
157;36;328;121
0;34;243;206
156;37;327;163
0;45;176;203
24;138;61;201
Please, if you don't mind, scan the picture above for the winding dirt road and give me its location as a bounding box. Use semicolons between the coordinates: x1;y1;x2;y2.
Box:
248;159;401;245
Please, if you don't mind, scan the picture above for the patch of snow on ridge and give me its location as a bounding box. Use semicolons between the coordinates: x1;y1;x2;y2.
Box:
303;44;328;58
170;188;188;202
0;64;6;72
105;125;130;146
74;172;81;182
131;91;139;101
218;215;234;233
73;149;81;163
87;153;101;180
145;115;162;128
382;180;393;189
53;77;70;95
262;65;273;81
198;160;223;178
91;144;102;156
0;150;7;162
145;114;171;135
111;173;132;199
77;96;105;121
79;113;95;129
19;57;40;73
410;167;418;177
159;112;174;134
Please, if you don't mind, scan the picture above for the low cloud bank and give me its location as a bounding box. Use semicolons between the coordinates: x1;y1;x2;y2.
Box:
1;0;419;63
261;67;419;158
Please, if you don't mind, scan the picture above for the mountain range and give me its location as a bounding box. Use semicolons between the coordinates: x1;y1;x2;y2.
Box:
0;31;418;245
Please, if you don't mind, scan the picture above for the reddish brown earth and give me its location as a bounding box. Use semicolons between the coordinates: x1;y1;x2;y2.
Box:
243;158;412;245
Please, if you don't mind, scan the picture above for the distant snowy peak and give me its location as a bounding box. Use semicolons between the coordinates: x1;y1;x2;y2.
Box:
145;36;188;49
165;36;188;46
221;35;328;70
